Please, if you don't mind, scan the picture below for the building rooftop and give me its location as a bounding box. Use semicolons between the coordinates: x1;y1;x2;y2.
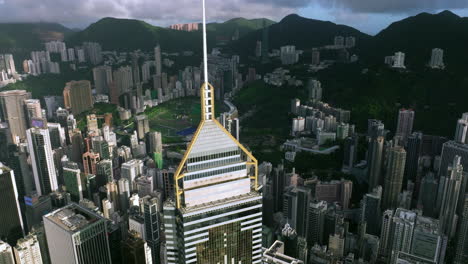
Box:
45;204;102;233
0;89;28;96
0;162;11;174
263;240;304;264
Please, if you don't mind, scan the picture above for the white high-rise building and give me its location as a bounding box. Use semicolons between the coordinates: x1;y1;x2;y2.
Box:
121;159;144;192
0;240;15;264
67;48;76;62
27;127;58;196
45;41;66;53
280;45;299;65
76;48;85;63
60;48;68;62
1;54;16;75
141;61;152;83
429;48;445;69
13;235;43;264
393;52;406;69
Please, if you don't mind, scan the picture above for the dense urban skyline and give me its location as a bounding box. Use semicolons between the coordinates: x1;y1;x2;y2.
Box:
0;0;468;263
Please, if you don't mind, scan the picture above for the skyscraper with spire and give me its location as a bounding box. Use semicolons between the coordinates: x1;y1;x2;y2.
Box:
163;1;262;263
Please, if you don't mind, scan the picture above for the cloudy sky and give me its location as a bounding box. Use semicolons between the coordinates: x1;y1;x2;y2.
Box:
0;0;467;34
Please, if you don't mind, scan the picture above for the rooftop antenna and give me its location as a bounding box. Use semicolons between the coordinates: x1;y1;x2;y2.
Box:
201;0;214;120
202;0;208;84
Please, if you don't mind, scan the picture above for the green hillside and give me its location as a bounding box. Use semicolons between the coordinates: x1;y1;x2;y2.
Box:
207;18;275;41
364;10;468;71
66;17;274;52
66;17;202;52
0;22;72;52
231;14;372;57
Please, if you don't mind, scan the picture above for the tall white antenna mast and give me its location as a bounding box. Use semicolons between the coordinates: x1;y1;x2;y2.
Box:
202;0;208;84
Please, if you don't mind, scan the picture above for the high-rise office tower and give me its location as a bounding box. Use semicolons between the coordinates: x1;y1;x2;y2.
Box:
82;151;100;175
283;186;311;239
121;230;152;264
417;173;439;217
43;203;112;264
13;234;43;264
389;209;417;264
405;132;422;192
307;200;327;248
143;196;160;264
131;53;141;85
91;137;110;160
63;81;93;115
0;240;15;264
0;90;31;141
378;210;394;260
342;136;358;172
155;45;162;76
96;160;113;188
63;161;82;203
27;126;58;196
360;186;382;236
367;119;386;138
135;115;149;140
147;131;162;154
24;193;52;231
439;140;468;178
93;66;113;95
0;163;24;245
410;216;446;263
429;48;445;69
396;109;415;144
121;159;143;192
454;113;468;144
382;146;406;210
438;156;464;239
47;123;65;149
367;136;385;191
454;194;468;264
118;178;130;213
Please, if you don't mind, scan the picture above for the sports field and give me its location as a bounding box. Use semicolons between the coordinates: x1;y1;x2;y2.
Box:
145;97;202;138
